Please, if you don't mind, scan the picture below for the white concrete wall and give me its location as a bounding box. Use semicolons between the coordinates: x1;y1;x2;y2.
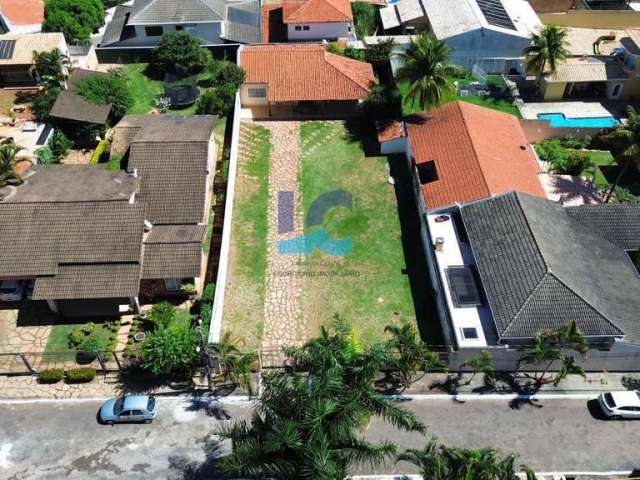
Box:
287;22;350;41
239;83;269;106
129;22;223;46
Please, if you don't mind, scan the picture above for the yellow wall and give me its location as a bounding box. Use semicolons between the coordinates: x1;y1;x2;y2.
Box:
540;11;640;29
542;81;567;101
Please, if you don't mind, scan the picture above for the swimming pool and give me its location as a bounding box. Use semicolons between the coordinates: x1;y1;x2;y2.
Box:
537;113;619;129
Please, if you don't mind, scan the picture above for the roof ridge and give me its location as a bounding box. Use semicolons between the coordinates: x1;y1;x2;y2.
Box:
323;51;371;94
455;101;492;198
513;191;549;271
285;0;350;22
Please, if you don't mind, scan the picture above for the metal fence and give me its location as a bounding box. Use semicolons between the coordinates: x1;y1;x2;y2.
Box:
0;351;132;375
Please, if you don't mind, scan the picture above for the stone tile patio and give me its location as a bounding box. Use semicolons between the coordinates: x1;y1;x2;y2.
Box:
519;101;616;120
0;301;55;355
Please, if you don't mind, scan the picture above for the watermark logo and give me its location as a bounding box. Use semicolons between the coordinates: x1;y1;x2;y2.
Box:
277;189;353;256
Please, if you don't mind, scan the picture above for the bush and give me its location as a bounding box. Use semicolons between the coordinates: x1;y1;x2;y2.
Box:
31;87;61;121
534;139;566;165
613;185;640;204
69;327;86;347
80;328;111;354
142;319;199;375
76;69;133;123
36;145;54;165
150;32;213;79
43;0;104;44
65;367;96;383
195;85;236;116
550;149;592;175
48;130;72;161
344;46;365;61
201;283;215;304
218;62;246;90
90;139;109;164
364;39;395;68
352;2;376;38
106;153;124;171
361;84;402;119
559;134;592;150
147;302;177;331
81;322;96;335
39;368;64;383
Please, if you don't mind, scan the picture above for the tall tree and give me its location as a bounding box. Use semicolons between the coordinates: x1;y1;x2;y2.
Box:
217;319;425;479
523;25;569;87
31;48;70;87
601;106;640;202
396;34;463;110
397;437;537;480
0;142;24;188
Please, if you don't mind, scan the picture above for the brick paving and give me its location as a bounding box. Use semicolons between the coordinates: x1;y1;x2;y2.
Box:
258;121;304;354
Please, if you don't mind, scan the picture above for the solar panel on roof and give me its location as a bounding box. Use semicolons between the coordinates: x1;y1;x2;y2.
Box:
446;266;483;308
0;40;16;60
476;0;516;31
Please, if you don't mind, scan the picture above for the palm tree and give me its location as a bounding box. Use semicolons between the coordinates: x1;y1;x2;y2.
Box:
602;106;640;202
396;34;464;110
0;142;24;188
398;437;537;480
384;322;447;392
31;48;70;85
217;319;425;479
211;331;257;395
462;350;496;387
523;25;569;87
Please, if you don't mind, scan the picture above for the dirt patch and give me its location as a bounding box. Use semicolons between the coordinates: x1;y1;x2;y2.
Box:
62;149;93;165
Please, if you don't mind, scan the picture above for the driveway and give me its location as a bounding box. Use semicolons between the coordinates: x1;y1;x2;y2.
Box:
1;396;639;478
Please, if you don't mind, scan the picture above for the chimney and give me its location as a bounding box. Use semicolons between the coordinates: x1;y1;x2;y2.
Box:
434;237;444;251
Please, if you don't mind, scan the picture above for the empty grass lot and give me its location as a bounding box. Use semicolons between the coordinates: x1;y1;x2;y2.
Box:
221;124;271;350
298;121;414;344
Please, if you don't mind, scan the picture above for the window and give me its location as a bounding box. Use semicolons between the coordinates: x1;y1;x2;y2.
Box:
303;26;310;31
185;24;196;33
147;397;156;411
248;87;267;98
417;160;438;184
445;266;483;308
175;25;184;31
164;278;181;291
604;393;616;408
130;410;144;416
461;327;478;340
145;26;163;36
295;26;302;31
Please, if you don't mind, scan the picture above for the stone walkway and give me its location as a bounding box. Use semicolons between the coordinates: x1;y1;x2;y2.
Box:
259;121;304;354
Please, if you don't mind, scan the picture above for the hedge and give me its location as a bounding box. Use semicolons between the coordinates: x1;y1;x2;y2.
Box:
65;367;96;383
39;368;64;384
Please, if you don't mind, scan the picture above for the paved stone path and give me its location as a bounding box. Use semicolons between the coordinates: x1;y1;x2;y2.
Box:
259;121;304;354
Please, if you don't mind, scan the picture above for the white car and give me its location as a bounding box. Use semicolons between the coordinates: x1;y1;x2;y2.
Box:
0;280;24;301
597;391;640;419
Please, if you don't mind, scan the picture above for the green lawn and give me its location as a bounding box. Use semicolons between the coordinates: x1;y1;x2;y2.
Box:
298;121;414;344
398;77;520;117
221;124;271;349
45;323;82;353
580;150;616;187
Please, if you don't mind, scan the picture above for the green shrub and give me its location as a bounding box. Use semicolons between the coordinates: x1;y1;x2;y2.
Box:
65;367;96;383
76;70;133;123
352;2;376;38
201;283;215;303
559;134;592;150
150;32;213;79
81;322;96;335
147;302;177;331
31;87;61;121
39;368;64;383
534;139;566;164
614;185;640;204
550;149;592;175
326;42;344;56
218;62;246;89
90;139;109;165
195;85;236;116
80;328;111;354
364;38;395;68
43;0;104;44
181;281;197;297
36;145;55;165
106;154;124;171
142;319;199;375
344;46;365;61
48;130;72;161
68;328;86;347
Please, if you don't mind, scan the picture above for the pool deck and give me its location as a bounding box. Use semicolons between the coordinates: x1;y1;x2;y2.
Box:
519;101;616;120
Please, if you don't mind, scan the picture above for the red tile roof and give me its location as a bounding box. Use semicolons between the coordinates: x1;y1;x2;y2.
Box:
406;101;545;210
376;120;405;142
241;43;374;102
0;0;44;25
261;4;287;43
283;0;352;24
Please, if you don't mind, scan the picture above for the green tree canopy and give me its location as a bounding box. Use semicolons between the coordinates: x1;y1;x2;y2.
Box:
75;69;134;123
43;0;105;44
0;141;24;188
396;34;464;110
150;32;213;79
31;48;70;86
142;313;199;375
217;319;425;479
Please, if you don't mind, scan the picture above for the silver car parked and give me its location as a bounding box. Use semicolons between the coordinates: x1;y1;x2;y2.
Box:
597;391;640;419
99;395;158;425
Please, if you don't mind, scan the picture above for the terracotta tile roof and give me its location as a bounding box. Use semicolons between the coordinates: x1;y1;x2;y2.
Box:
282;0;352;23
0;0;44;26
261;3;287;43
406;101;545;210
241;43;374;102
376;119;405;143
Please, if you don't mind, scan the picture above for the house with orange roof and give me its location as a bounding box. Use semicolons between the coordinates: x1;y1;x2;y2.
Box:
262;0;354;43
0;0;43;34
378;101;545;210
238;43;375;118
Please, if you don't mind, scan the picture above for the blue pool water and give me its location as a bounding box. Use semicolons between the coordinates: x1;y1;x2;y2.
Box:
537;113;619;128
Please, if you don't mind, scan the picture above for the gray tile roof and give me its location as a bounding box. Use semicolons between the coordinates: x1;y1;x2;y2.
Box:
566;204;640;251
6;165;138;203
49;69;112;125
32;263;141;300
129;0;224;24
123;115;215;225
100;4;132;46
0;201;144;298
224;0;261;44
142;224;205;279
460;192;640;342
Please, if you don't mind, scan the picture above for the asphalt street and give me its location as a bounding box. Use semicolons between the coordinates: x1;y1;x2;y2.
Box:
0;396;639;479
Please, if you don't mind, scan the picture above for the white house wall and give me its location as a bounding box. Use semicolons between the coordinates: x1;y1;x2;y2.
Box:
287;22;350;41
